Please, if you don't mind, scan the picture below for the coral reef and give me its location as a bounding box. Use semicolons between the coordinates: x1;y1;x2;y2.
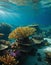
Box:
8;26;37;55
0;24;50;65
0;54;19;65
8;26;36;39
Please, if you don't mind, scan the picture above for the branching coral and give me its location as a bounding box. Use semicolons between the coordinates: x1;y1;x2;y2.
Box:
8;26;36;39
0;54;19;65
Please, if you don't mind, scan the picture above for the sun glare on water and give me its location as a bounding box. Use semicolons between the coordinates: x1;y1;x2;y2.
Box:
0;10;6;15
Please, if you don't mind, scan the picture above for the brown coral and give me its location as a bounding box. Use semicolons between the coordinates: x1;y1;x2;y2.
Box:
0;54;19;65
8;26;36;39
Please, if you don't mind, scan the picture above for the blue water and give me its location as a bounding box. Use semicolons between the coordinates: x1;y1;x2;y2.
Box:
0;1;51;27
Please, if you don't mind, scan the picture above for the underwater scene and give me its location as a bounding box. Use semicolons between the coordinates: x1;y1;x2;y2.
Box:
0;0;51;65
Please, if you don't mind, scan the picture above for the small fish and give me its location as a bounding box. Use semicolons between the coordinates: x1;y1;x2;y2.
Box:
0;33;4;36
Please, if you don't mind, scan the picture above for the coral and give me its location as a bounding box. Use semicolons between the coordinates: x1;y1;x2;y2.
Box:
0;23;12;40
8;26;36;39
0;54;19;65
45;52;51;58
28;24;42;34
0;40;10;45
32;34;43;44
0;44;8;51
8;26;36;55
32;38;43;44
45;52;51;64
8;26;37;56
